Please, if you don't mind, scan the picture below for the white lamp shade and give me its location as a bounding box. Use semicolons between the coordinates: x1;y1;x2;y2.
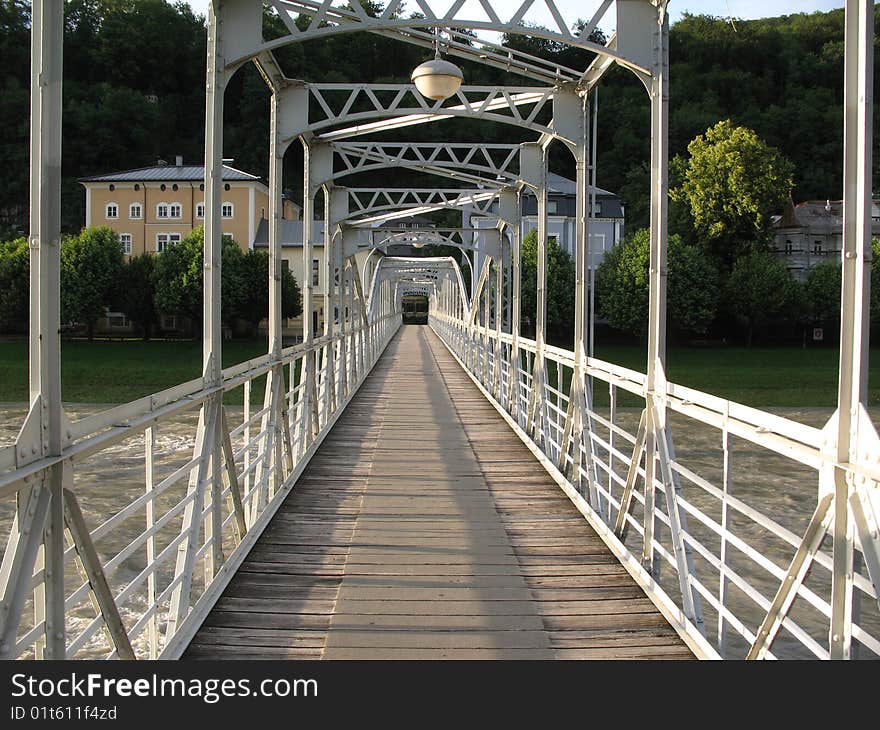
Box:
411;58;463;101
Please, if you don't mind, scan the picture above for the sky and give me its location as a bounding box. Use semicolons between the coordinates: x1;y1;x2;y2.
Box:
182;0;849;27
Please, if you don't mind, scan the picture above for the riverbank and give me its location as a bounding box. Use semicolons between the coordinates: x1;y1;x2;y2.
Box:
0;336;877;408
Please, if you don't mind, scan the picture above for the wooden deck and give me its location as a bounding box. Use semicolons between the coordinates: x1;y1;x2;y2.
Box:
183;325;693;660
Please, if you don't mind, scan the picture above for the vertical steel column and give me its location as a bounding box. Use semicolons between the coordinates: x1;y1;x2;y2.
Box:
494;253;503;396
589;87;599;359
258;81;288;507
642;7;670;578
268;92;284;358
521;143;549;440
553;89;589;480
500;188;521;420
202;7;224;389
830;0;874;660
322;185;336;419
167;0;226;637
27;0;65;660
301;140;318;444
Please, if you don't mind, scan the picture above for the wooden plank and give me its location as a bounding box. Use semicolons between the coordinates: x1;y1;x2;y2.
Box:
183;326;693;662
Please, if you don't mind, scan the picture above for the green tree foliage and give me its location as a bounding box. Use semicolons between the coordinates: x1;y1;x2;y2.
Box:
675;120;794;265
118;253;159;340
152;228;302;338
152;227;203;331
804;260;841;326
0;236;29;332
237;250;303;338
518;230;575;346
724;251;800;346
0;3;877;241
595;228;719;339
61;226;124;339
152;227;247;335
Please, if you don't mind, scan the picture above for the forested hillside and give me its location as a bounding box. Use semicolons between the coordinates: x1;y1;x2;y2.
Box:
0;0;877;236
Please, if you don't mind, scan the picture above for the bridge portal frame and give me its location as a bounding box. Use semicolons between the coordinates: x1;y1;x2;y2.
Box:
4;0;877;663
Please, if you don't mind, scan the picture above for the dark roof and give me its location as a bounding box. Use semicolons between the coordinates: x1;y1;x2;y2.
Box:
79;164;260;183
546;172;614;197
252;218;326;247
776;194;802;228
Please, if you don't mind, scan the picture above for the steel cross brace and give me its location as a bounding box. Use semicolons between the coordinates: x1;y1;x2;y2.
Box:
332;142;521;187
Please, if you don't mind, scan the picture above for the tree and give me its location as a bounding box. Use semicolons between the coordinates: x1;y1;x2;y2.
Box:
235;250;302;338
153;228;203;334
152;227;253;337
804;260;841;326
595;228;719;338
519;230;576;346
61;226;124;339
0;236;29;332
675;120;794;268
724;250;800;346
118;253;159;340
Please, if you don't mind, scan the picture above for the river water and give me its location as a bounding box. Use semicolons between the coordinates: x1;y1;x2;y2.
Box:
1;402;878;660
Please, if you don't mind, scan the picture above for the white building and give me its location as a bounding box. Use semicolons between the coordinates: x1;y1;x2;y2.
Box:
773;197;880;282
469;172;625;275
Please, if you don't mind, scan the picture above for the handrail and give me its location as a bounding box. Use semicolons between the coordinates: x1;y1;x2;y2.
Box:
430;311;880;660
0;308;401;659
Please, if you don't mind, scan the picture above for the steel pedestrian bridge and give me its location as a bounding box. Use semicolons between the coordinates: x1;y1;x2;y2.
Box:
2;0;878;661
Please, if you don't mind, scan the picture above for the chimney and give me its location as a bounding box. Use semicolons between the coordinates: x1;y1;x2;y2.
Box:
175;155;183;167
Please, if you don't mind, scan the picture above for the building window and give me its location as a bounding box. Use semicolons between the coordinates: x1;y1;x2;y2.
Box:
169;203;182;218
196;202;204;218
107;312;130;328
161;315;177;330
546;200;558;215
106;203;118;219
221;202;234;218
156;233;181;253
120;233;132;255
129;203;142;219
157;203;169;218
222;232;234;244
813;241;822;255
312;259;319;287
785;240;793;255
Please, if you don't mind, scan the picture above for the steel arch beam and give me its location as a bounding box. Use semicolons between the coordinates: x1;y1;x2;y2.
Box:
281;84;558;144
225;0;649;78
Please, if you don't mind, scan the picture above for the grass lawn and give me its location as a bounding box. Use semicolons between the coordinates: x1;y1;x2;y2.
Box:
593;343;880;409
0;338;269;405
0;335;877;409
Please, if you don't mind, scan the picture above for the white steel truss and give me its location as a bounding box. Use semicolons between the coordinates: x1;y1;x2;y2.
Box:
346;189;498;226
226;0;637;84
5;0;878;664
330;141;520;188
299;84;557;142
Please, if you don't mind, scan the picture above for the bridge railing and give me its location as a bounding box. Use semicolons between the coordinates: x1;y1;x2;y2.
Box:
0;311;400;659
430;312;880;660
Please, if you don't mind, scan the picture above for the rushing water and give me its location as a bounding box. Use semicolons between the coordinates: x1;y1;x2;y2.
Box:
1;402;878;659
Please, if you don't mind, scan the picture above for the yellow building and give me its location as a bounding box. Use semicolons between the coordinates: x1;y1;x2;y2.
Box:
79;157;299;255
